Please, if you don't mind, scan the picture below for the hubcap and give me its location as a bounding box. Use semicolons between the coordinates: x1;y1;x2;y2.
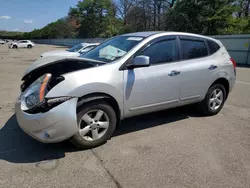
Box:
209;89;223;111
79;109;109;141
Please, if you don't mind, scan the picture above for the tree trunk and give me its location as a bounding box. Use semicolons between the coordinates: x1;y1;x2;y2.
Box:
157;6;161;29
244;0;250;17
154;2;156;27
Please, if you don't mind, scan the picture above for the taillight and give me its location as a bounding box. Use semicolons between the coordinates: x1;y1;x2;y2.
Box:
230;58;236;69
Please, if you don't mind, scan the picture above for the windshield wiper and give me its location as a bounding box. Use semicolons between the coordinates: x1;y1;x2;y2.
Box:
79;57;106;64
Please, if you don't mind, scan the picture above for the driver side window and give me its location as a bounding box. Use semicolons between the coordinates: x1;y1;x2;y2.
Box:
140;39;177;65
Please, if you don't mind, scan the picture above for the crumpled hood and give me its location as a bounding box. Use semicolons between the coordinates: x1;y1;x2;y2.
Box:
24;56;68;77
22;56;105;80
41;50;77;57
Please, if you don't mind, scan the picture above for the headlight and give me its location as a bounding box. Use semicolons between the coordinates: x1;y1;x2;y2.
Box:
21;73;51;111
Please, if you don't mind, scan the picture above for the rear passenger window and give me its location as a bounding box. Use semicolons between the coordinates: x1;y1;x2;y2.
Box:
140;39;177;65
207;40;220;54
180;39;208;60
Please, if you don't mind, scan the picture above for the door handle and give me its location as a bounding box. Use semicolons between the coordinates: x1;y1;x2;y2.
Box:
208;65;217;70
168;70;181;76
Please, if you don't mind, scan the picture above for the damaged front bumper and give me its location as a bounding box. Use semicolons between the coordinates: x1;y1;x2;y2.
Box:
15;97;78;143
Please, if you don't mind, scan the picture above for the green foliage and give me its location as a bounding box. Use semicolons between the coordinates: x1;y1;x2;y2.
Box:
22;18;76;39
219;17;250;34
0;31;23;39
69;0;123;38
165;0;237;35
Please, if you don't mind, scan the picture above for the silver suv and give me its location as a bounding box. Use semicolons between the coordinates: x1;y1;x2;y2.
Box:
15;32;236;148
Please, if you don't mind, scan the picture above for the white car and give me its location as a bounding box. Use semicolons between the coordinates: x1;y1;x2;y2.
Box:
9;40;35;49
40;43;99;58
0;39;5;44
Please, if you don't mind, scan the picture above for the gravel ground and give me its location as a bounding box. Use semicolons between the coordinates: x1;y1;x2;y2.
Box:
0;44;250;188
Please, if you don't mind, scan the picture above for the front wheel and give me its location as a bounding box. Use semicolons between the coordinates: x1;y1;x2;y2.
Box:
198;84;226;116
27;45;32;49
70;100;117;149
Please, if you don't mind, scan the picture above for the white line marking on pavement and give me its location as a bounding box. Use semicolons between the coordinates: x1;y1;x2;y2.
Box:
236;81;250;85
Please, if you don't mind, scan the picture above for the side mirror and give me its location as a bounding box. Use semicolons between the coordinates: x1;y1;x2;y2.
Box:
128;55;150;69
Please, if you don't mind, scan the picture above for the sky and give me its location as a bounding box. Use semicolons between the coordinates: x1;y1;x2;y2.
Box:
0;0;79;32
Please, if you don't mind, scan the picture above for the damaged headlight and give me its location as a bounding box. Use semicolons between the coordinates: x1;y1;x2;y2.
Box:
20;73;71;113
21;73;52;111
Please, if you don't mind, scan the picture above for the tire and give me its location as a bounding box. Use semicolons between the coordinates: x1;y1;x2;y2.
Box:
70;100;117;149
27;45;32;49
13;45;17;49
198;84;226;116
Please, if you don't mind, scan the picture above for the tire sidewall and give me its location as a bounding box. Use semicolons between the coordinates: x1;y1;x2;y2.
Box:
27;45;32;49
205;84;226;115
71;100;117;149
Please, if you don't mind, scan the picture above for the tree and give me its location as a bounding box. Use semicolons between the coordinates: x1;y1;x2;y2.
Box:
116;0;134;24
165;0;240;35
18;0;250;39
68;0;121;38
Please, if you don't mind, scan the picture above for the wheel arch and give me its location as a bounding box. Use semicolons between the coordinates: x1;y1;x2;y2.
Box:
77;92;122;123
210;77;230;100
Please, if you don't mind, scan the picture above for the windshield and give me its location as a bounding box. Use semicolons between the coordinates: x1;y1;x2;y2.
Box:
81;36;144;63
67;43;84;52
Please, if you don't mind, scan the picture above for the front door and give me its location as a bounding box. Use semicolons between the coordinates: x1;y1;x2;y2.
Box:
123;38;181;117
18;41;26;48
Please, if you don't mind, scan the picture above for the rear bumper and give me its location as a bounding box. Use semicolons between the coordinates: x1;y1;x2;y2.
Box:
15;97;78;143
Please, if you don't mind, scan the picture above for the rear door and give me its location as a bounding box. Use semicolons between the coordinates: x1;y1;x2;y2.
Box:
178;36;220;103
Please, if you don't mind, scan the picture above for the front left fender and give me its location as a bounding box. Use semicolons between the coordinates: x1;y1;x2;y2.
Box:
45;76;124;117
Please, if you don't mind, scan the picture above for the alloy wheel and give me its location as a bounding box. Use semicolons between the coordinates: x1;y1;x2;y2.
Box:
209;88;223;111
78;109;109;141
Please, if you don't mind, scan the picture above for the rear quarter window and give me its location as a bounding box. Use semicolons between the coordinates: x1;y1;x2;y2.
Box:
207;40;220;54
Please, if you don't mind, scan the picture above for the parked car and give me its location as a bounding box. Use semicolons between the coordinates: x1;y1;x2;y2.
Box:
15;31;236;149
40;43;99;58
9;40;35;49
0;39;5;44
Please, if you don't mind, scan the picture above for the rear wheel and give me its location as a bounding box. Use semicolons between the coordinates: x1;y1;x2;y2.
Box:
198;84;226;116
70;100;117;149
13;45;17;49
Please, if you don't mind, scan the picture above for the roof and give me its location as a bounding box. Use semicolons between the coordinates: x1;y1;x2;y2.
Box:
122;31;163;37
81;42;100;46
121;31;217;41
